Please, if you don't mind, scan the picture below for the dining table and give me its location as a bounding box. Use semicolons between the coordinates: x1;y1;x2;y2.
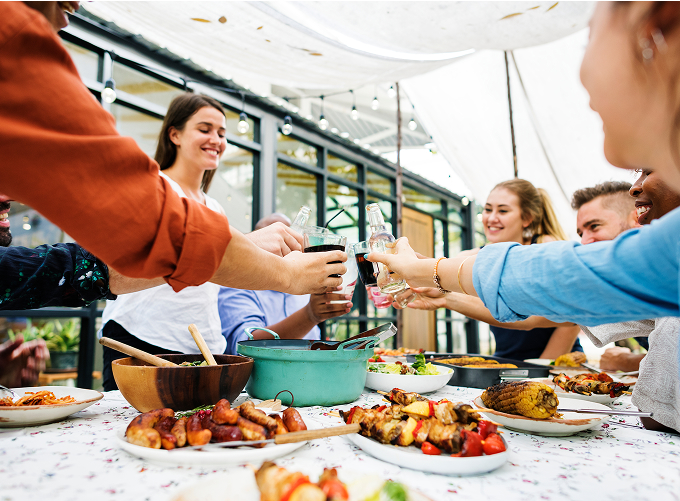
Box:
1;384;678;501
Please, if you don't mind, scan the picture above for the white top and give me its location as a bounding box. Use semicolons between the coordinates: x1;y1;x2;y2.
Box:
102;172;226;354
580;318;680;431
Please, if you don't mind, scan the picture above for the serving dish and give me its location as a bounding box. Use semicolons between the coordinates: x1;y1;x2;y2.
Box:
412;353;549;389
473;395;610;436
117;418;318;466
345;431;508;475
364;363;453;394
0;386;102;428
171;465;433;501
112;354;253;412
237;328;379;407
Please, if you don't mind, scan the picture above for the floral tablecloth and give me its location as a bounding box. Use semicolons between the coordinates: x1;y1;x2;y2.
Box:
1;387;678;501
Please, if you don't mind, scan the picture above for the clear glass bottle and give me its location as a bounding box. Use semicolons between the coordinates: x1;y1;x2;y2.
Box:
366;203;407;294
290;206;312;233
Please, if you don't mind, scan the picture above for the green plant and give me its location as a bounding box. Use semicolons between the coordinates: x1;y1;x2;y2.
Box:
8;319;80;352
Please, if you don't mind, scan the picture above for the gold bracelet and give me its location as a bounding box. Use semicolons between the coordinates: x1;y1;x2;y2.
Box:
433;257;451;294
457;256;473;295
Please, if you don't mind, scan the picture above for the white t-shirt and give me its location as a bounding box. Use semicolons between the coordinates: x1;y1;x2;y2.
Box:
102;172;226;354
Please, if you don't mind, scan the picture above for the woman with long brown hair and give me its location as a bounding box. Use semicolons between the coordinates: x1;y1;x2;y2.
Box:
100;93;229;391
408;179;581;360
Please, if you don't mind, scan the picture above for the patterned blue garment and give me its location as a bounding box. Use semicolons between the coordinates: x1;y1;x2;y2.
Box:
473;206;680;325
0;243;115;310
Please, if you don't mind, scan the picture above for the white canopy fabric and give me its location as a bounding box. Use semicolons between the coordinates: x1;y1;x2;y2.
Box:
402;29;631;238
81;1;629;237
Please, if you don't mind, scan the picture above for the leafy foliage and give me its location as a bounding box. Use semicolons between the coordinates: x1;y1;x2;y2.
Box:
8;319;80;352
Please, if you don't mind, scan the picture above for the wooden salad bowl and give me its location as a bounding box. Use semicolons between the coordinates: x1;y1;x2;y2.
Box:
112;354;253;412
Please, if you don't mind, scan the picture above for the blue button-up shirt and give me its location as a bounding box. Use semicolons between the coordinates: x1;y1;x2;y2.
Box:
218;288;320;355
473;206;680;325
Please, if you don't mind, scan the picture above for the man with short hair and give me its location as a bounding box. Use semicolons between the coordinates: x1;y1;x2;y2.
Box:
571;181;639;244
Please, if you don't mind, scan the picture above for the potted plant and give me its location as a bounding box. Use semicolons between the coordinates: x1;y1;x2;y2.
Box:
9;319;80;371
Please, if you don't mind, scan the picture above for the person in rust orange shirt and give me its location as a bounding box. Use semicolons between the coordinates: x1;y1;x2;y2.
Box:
1;2;345;295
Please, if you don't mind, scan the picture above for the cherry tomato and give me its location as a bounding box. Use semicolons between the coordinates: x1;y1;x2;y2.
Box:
421;441;441;455
476;420;498;439
321;479;349;500
482;433;506;455
281;477;312;501
458;430;483;457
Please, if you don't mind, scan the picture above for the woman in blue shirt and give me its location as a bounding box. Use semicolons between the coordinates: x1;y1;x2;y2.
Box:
368;3;680;330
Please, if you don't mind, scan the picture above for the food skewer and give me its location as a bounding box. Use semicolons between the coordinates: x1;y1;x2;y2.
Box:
99;337;179;367
172;423;361;451
188;323;218;366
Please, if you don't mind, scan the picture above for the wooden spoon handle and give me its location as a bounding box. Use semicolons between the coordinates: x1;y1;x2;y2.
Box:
188;324;218;366
99;337;179;367
273;423;360;444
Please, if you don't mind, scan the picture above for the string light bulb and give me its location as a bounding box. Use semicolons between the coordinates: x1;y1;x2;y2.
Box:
237;92;249;134
282;115;293;135
318;95;328;130
387;85;397;98
349;90;359;120
371;96;380;110
237;112;250;134
102;78;117;104
408;117;418;131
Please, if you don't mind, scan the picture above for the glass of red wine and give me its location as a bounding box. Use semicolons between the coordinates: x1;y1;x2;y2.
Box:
303;229;347;278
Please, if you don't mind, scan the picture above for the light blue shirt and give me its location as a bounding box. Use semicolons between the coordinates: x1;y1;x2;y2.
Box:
473;206;680;326
218;288;320;355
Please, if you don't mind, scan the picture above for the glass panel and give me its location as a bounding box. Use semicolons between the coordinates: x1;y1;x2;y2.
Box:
327;153;358;183
434;219;444;258
448;224;463;255
448;207;463;225
276;163;318;225
367;170;391;196
325;319;361;342
110;103;163;158
227;108;256;143
8;205;65;247
475;232;487;248
326;182;358;243
277;134;318;166
403;186;442;215
365;199;392;237
112;62;184;110
210;145;254;233
451;313;468;353
474;205;487;247
63;40;99;82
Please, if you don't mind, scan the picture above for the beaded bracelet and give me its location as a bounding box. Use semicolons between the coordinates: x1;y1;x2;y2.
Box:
433;257;451;294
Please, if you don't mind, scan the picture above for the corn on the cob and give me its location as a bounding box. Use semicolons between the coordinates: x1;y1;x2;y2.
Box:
481;381;558;419
554;352;587;367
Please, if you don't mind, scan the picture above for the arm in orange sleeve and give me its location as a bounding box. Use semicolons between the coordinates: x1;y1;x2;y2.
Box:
0;2;230;291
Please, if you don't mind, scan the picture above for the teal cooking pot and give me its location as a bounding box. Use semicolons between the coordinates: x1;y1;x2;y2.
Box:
237;328;378;407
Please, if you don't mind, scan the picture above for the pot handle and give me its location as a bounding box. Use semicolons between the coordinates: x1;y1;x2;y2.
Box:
338;335;379;351
244;327;280;340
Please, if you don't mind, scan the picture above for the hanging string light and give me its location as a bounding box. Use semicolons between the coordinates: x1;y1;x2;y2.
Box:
237;92;250;134
371;96;380;110
350;90;359;120
102;78;117;104
408;117;418;131
387;85;397;98
282;115;293;135
318;95;329;130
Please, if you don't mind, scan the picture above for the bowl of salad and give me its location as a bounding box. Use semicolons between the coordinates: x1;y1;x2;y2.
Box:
365;354;454;394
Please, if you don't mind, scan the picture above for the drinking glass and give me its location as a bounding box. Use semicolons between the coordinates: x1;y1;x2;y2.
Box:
303;230;347;278
352;241;378;287
330;243;357;304
367;286;393;309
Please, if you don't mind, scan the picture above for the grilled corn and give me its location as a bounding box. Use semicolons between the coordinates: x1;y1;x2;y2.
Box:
554;352;587;367
481;381;558;419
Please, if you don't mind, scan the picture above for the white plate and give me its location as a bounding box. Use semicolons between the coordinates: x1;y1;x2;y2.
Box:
364;363;453;394
346;432;508;476
473;396;610;436
529;378;620;405
171;464;433;501
0;386;103;428
524;358;554;366
117;419;317;467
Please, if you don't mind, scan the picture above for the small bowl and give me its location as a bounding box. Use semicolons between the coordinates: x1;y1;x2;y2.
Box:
112;354;253;412
364;362;454;394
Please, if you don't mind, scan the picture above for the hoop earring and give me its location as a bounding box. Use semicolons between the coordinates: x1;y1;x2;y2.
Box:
652;29;667;53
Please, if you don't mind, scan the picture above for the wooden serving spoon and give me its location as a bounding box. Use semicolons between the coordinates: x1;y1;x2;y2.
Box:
99;337;179;367
188;324;218;366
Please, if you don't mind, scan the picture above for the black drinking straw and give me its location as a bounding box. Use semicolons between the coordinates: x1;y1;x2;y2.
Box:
324;208;346;228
